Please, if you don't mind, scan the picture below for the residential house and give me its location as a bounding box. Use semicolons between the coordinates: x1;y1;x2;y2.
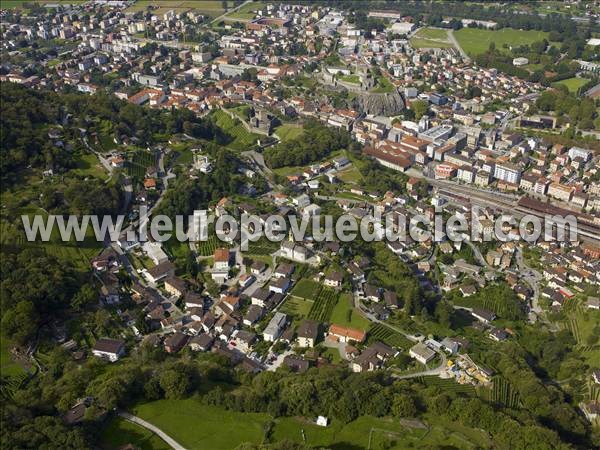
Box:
92;338;125;362
296;319;319;348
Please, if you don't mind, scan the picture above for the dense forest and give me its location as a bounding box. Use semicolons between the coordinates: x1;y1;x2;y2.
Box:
264;120;352;168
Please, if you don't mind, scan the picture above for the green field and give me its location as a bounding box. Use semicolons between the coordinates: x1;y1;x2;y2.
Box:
132;400;269;450
196;235;223;257
1;0;86;8
224;1;263;20
211;109;260;151
0;339;25;378
1;207;102;271
371;76;396;93
410;27;454;49
72;153;108;180
552;77;590;93
101;416;170;450
274;124;304;142
339;74;361;84
131;400;488;449
126;0;227;17
454;27;548;56
330;293;371;331
278;296;313;320
290;279;321;300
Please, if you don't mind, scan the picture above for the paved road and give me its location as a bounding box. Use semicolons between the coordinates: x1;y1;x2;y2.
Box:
352;290;448;379
447;29;470;61
118;411;186;450
211;0;252;24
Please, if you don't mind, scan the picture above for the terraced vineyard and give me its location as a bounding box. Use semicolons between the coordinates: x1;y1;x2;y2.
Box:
307;287;339;322
246;238;279;256
478;377;521;409
369;324;412;349
452;292;523;320
126;150;157;180
417;376;476;396
196;235;225;256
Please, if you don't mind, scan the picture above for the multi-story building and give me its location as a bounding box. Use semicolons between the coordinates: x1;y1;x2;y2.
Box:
494;162;521;185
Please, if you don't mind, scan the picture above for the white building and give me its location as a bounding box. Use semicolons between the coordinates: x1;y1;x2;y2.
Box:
494;162;521;185
409;343;435;365
263;312;287;342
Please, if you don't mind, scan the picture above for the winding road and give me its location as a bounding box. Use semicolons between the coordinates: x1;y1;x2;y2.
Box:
352;290;448;379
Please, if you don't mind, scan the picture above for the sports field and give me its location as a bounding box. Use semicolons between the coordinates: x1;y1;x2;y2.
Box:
454;27;548;56
552;77;590;93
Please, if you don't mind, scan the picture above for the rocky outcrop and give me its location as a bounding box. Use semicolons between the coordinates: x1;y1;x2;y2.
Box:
352;89;405;116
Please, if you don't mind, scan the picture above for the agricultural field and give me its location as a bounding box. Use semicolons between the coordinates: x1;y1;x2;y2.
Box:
452;290;523;320
211;109;260;151
330;293;371;331
195;235;223;257
290;279;321;300
100;416;170;450
369;323;412;350
1;0;86;8
479;377;522;409
245;237;278;256
410;27;454;49
274;124;304;142
454;27;548;56
562;299;600;366
417;376;477;396
552;77;590;93
307;287;339;322
125;149;157;180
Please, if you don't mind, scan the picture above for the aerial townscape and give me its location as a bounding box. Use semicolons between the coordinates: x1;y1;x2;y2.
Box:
1;0;600;449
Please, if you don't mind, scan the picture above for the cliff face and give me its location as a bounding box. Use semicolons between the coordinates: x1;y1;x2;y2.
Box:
352;89;405;116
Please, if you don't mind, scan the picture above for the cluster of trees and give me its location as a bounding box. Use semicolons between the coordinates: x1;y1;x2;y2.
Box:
0;250;87;345
39;177;121;216
3;323;594;448
535;86;598;130
264;120;352;169
0;83;222;187
155;143;250;223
